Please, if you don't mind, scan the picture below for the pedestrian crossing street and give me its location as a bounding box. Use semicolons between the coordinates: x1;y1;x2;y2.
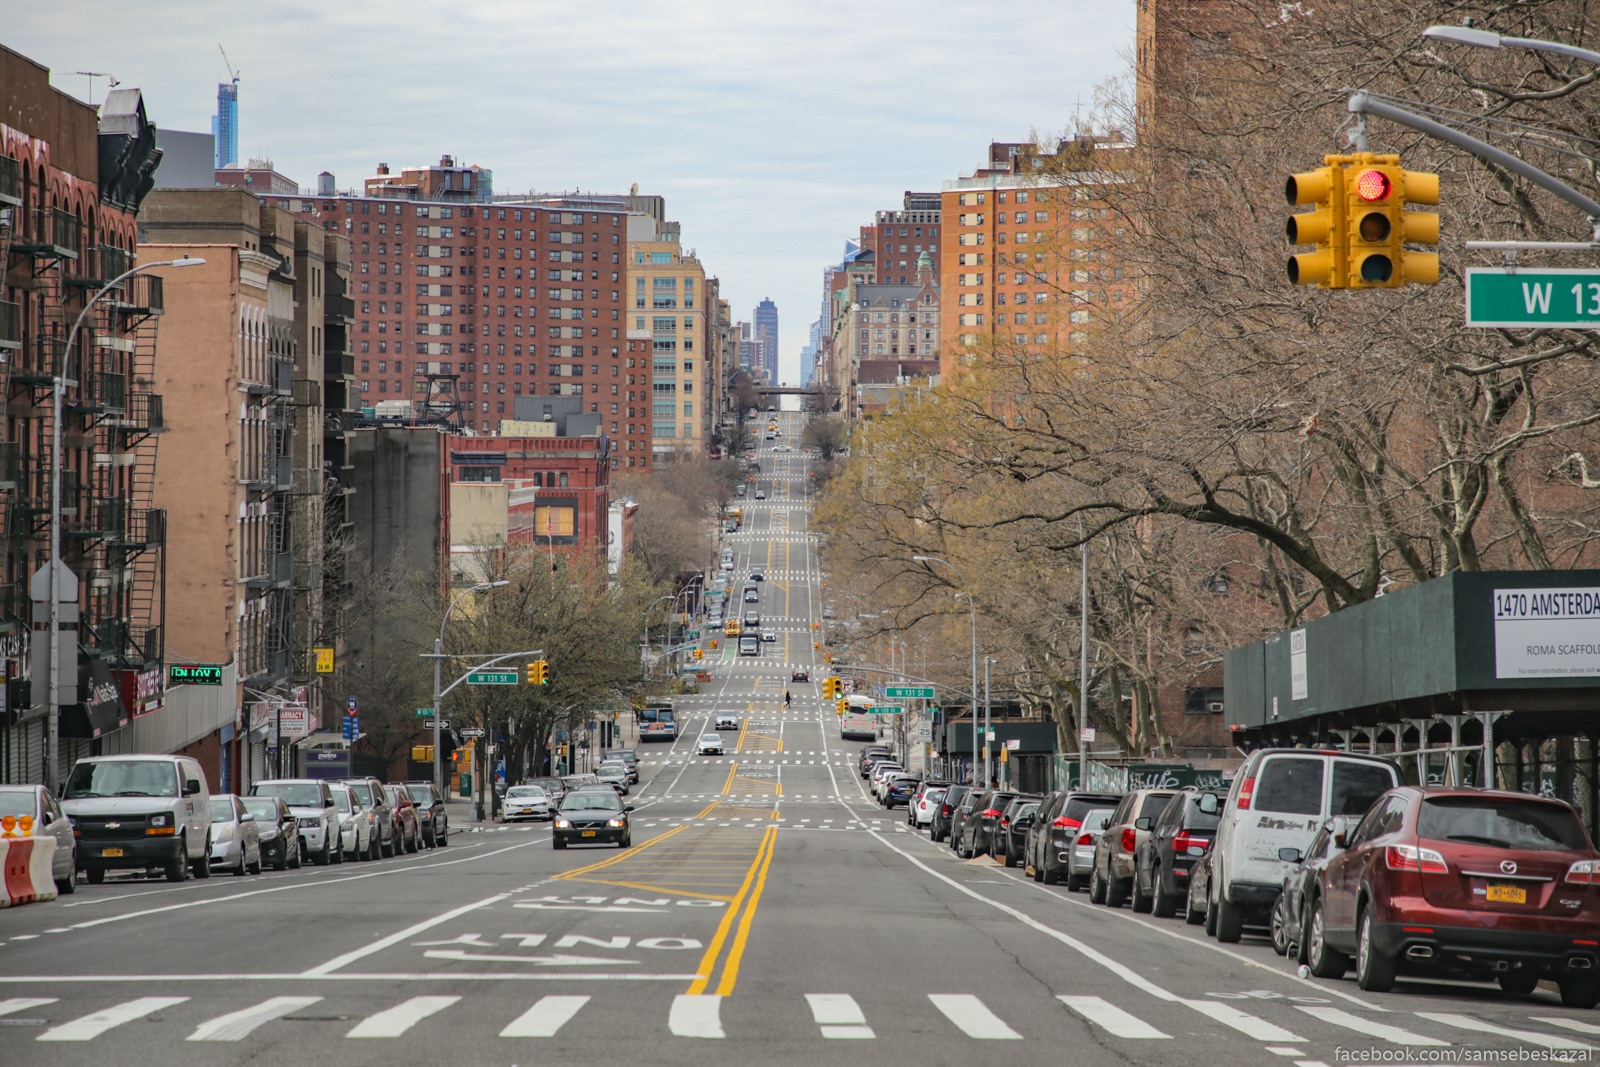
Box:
6;991;1596;1048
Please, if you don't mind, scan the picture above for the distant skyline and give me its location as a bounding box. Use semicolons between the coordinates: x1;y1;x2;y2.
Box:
6;2;1135;383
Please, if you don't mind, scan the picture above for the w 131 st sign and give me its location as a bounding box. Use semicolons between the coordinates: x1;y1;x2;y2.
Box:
1466;268;1600;328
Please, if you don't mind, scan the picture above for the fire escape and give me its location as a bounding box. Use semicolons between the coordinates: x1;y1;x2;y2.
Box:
263;300;296;685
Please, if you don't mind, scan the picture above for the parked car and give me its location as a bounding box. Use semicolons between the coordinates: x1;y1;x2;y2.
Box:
883;775;920;809
859;747;892;777
999;795;1044;868
948;788;984;852
1271;814;1361;959
699;733;726;756
869;763;905;800
241;795;301;870
1063;806;1119;892
335;777;396;858
956;790;1019;860
1090;788;1179;907
910;786;949;829
208;794;263;875
329;782;369;863
250;779;339;866
1208;749;1400;943
552;790;634;849
503;785;553;822
1025;790;1124;887
64;754;213;884
596;761;631;794
600;750;640;783
405;781;449;847
1304;787;1600;1007
715;713;741;731
1132;788;1223;916
931;784;974;843
384;783;422;853
0;783;77;893
526;777;567;806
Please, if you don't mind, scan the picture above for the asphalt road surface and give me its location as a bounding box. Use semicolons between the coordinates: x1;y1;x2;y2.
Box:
4;412;1598;1064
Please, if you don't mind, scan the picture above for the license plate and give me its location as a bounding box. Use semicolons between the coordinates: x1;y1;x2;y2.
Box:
581;830;597;838
1486;884;1526;904
101;848;124;857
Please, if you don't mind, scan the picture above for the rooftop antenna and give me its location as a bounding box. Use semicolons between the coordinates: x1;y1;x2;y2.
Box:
72;71;118;104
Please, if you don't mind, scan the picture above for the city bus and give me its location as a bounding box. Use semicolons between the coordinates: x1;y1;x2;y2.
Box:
839;694;878;742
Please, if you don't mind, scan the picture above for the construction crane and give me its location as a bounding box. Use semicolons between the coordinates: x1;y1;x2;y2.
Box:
217;45;239;88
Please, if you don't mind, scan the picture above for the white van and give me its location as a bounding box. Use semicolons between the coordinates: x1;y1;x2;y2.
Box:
1205;748;1400;943
62;754;213;883
737;634;760;656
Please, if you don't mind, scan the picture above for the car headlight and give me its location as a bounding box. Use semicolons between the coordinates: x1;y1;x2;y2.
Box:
607;818;626;828
554;818;571;829
149;813;170;827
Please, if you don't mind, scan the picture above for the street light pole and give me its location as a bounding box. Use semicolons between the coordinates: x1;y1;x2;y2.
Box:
1423;24;1600;66
432;579;509;795
46;257;203;794
1080;528;1090;792
913;555;980;787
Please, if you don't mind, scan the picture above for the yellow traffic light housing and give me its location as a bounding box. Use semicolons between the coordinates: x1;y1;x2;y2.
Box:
1346;163;1398;288
693;648;703;660
1289;153;1439;290
1285;164;1345;287
836;697;848;716
411;745;434;762
527;659;549;685
1397;166;1440;285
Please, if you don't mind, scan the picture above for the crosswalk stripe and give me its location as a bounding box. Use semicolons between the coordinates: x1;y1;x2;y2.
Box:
1418;1012;1593;1051
347;995;459;1038
1533;1016;1600;1037
189;996;323;1042
1057;995;1170;1039
1294;1006;1448;1046
1185;999;1304;1042
807;993;873;1039
670;994;724;1038
0;998;56;1018
929;993;1021;1039
500;995;590;1037
38;997;189;1042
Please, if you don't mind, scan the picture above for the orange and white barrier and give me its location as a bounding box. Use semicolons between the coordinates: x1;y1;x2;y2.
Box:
0;835;59;907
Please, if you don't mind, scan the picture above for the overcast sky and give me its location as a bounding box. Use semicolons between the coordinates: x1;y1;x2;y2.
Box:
9;2;1134;382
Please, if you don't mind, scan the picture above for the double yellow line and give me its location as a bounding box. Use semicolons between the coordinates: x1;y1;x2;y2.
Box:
685;824;778;996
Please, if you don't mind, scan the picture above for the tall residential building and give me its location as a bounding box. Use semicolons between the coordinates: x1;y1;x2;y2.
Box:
264;161;654;469
938;135;1134;381
753;298;778;384
0;51;175;788
827;251;939;419
863;192;941;286
627;232;708;459
213;81;238;171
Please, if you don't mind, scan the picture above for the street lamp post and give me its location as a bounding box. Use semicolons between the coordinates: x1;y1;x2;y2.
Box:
1424;24;1600;66
46;257;204;794
912;555;979;787
432;580;510;794
984;656;995;788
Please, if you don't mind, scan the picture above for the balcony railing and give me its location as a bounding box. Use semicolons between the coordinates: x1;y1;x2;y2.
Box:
111;273;164;316
0;300;19;352
0;156;20;207
66;244;132;291
118;392;164;433
13;207;79;259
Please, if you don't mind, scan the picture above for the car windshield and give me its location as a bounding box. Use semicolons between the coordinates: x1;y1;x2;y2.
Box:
343;782;375;804
1084;808;1116;832
507;786;546;799
254;783;326;807
208;798;236;820
333;791;353;813
1138;793;1175;821
405;784;434;803
64;760;179;799
599;763;626;774
926;790;947;804
701;735;720;743
1419;796;1590;852
561;794;622;812
241;798;279;821
0;791;39;819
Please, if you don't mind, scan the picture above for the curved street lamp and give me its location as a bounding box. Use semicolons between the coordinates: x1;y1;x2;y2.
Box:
432;579;510;792
912;555;983;786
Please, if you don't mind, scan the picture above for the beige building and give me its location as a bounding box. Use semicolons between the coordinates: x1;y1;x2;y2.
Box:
827;251;940;421
626;227;709;460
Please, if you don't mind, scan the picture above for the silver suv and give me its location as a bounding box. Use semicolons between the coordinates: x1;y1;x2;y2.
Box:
334;777;396;858
250;779;339;865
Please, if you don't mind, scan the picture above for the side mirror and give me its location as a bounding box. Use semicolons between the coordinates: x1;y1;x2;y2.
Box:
1333;832;1349;850
1097;816;1111;830
240;812;255;823
184;779;202;797
625;805;636;812
1197;792;1220;815
1278;846;1302;863
1133;816;1153;831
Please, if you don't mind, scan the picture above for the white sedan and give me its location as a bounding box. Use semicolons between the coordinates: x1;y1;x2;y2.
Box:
761;629;777;643
699;734;726;756
714;713;740;730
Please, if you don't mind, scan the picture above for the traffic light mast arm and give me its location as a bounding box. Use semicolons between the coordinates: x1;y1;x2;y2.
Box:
435;648;545;700
1348;91;1600;226
820;662;978;704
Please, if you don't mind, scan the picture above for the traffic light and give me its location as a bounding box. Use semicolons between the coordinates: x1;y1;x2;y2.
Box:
836;697;848;716
527;659;549;685
693;648;703;660
1345;157;1440;288
1285;163;1345;287
411;745;435;763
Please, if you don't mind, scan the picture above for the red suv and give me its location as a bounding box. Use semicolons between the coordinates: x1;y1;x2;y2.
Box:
1306;786;1600;1007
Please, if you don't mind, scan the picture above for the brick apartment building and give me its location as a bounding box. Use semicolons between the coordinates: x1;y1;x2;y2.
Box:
861;192;941;287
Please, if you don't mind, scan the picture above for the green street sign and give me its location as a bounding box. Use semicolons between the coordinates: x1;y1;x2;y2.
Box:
169;665;223;686
415;707;435;717
1466;268;1600;328
867;705;905;715
884;686;935;699
466;671;519;685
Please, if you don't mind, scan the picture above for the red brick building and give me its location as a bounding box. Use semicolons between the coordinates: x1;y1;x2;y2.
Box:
448;432;611;555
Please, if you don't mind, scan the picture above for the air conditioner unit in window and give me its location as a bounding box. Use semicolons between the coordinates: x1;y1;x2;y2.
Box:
1207;701;1225;714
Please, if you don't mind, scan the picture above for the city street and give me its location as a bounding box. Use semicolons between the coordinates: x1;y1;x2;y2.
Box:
3;414;1597;1065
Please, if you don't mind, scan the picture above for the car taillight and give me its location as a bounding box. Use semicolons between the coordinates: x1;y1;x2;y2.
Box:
1076;833;1096;846
1000;818;1010;829
980;808;1001;819
1565;859;1600;885
1385;843;1448;874
1121;828;1136;853
1052;816;1082;830
1172;831;1211;852
1236;776;1256;810
940;804;951;816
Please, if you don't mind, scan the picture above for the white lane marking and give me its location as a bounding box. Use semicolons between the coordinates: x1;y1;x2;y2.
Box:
929;993;1021;1039
1057;995;1170;1039
1267;1048;1307;1057
0;997;56;1017
189;996;322;1041
347;995;459;1038
1294;1006;1447;1046
0;971;704;983
38;996;189;1041
1185;999;1304;1042
669;993;724;1038
1416;1012;1592;1051
1534;1016;1600;1037
303;894;509;976
500;994;590;1037
807;993;874;1039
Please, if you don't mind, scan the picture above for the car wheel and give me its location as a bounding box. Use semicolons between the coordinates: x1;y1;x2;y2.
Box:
233;847;248;875
1355;909;1397;993
1184;888;1206;925
274;841;289;872
313;836;330;866
248;844;263;875
405;828;419;854
1131;866;1153;914
56;862;77;895
619;835;632;849
1003;848;1018;869
1042;861;1061;886
1498;971;1540;996
85;865;105;885
1204;895;1218;937
1066;872;1085;892
1214;894;1243;943
1307;897;1349;978
437;827;448;847
1152;882;1178;919
425;828;437;849
166;849;189;882
1089;866;1108;905
1558;974;1600;1009
1104;872;1129;909
1270;894;1291;956
382;832;396;858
